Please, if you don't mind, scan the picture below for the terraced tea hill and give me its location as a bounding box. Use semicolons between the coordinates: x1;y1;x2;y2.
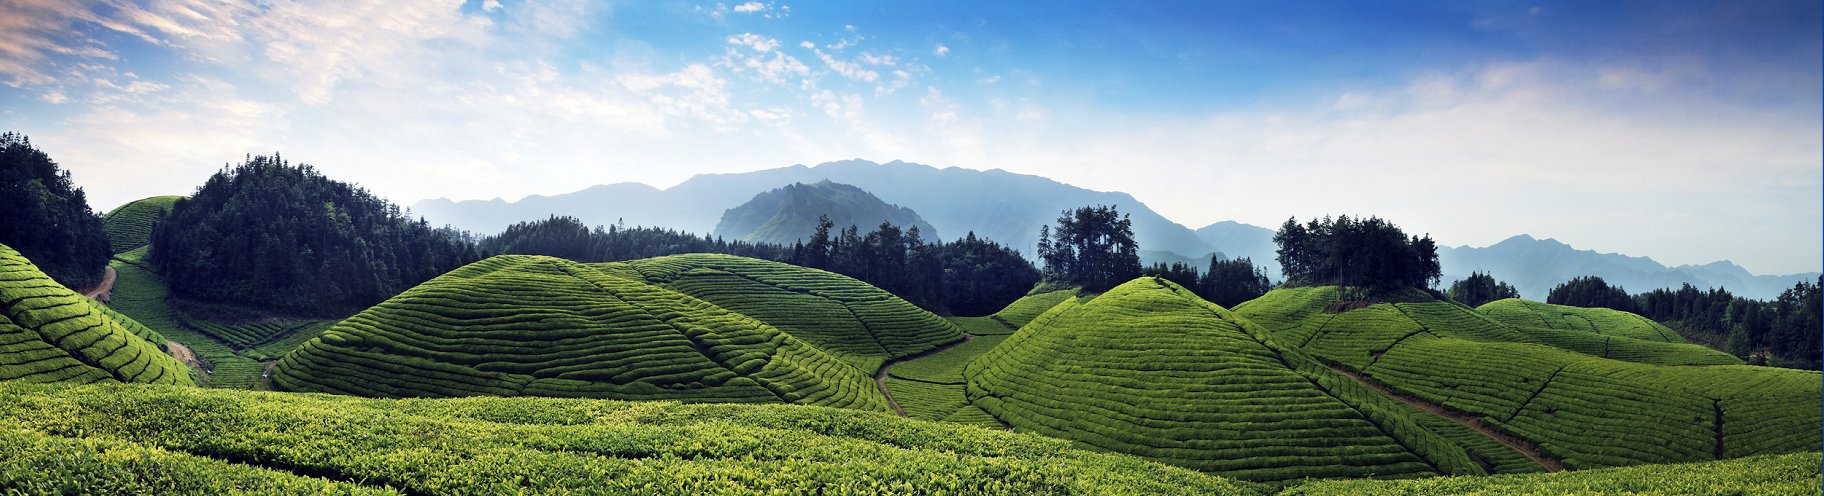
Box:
0;244;191;386
0;382;1260;495
884;334;1007;426
1479;298;1683;342
945;315;1016;335
275;255;888;410
1286;451;1821;495
608;254;963;373
103;247;276;389
1235;287;1822;471
987;288;1079;330
173;312;324;350
100;195;181;254
964;277;1483;482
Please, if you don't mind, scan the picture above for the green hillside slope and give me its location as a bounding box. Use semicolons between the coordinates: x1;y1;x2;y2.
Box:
1234;287;1821;471
0;244;191;386
0;382;1259;495
274;255;888;410
100;195;181;254
1287;451;1820;495
987;288;1079;331
607;254;963;373
964;277;1481;482
1480;298;1683;342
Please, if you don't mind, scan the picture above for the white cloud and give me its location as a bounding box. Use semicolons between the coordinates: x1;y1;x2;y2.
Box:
727;33;779;53
39;90;67;104
813;48;878;83
934;43;949;56
732;2;766;13
483;0;503;12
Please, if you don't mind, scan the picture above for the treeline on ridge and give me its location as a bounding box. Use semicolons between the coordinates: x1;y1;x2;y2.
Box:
1543;275;1823;369
1274;215;1441;291
0;132;110;289
150;155;482;316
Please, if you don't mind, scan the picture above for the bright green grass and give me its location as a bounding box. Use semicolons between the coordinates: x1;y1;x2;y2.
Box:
106;248;261;389
275;255;888;410
0;382;1260;495
883;335;1008;426
1235;287;1822;471
946;315;1016;336
1284;452;1821;495
100;195;181;254
0;244;191;386
889;335;1006;384
964;277;1482;482
1480;298;1684;342
606;254;964;374
988;288;1079;330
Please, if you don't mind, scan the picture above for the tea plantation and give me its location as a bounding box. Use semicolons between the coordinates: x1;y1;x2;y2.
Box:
1479;298;1683;342
0;382;1263;495
1286;451;1820;495
963;277;1484;482
99;195;181;254
274;255;889;409
987;288;1079;330
606;254;964;373
1233;287;1822;471
0;244;191;386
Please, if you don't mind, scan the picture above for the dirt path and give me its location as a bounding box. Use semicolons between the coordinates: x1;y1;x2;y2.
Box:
1331;365;1565;473
166;340;203;372
78;266;117;301
874;334;976;417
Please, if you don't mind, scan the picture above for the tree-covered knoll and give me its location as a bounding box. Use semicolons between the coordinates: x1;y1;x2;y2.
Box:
1546;275;1637;312
1036;205;1143;292
0;132;110;289
1632;278;1821;369
1143;256;1275;308
1447;271;1521;307
1274;215;1440;291
148;155;480;316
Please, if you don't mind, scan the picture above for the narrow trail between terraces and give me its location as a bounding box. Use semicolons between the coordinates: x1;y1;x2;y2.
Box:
875;334;976;417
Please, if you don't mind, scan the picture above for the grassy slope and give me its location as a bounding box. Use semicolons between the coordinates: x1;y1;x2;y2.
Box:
1476;298;1739;366
608;254;964;374
106;247;272;389
885;334;1008;427
100;195;181;254
1234;287;1821;471
964;277;1481;482
987;288;1079;331
0;244;191;386
0;382;1259;495
1286;452;1821;495
275;255;888;410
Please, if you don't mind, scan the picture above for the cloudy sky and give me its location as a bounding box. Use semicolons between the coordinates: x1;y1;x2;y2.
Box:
2;1;1819;274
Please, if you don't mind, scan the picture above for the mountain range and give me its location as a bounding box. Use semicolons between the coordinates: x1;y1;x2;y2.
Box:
413;159;1816;301
713;181;939;245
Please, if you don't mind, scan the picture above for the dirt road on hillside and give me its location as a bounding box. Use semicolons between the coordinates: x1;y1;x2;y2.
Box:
1331;366;1563;472
79;266;117;301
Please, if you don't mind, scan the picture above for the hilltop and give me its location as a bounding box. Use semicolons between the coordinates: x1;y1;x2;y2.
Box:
100;195;180;254
713;180;939;245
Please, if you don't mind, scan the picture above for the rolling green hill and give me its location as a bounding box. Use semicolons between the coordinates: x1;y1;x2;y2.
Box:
604;253;964;374
1479;298;1684;342
0;382;1259;495
963;277;1482;482
1233;287;1821;471
986;288;1080;331
101;195;181;254
0;244;191;386
274;255;888;410
712;180;940;245
1286;451;1820;495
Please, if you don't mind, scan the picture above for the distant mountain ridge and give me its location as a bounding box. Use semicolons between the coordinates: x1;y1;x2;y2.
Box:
714;181;938;245
413;159;1215;258
1438;234;1819;301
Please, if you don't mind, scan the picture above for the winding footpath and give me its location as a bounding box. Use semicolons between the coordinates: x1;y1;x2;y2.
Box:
1330;365;1564;472
78;266;117;300
874;334;976;417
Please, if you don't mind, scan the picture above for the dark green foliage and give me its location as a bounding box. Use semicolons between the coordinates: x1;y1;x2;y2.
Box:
1273;215;1439;290
1036;205;1142;292
1448;271;1520;308
1546;275;1636;313
713;180;939;245
148;155;479;316
930;231;1042;315
0;382;1262;495
0;243;192;386
101;195;181;254
1635;279;1822;369
0;132;110;289
481;214;792;261
965;277;1481;482
274;255;887;409
1141;256;1274;308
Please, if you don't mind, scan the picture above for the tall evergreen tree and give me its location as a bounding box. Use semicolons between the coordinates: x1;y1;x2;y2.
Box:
1546;275;1635;312
1447;271;1520;307
1040;205;1141;292
0;132;110;289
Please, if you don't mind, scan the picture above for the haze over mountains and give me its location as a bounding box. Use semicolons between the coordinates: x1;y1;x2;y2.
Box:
713;181;939;245
414;159;1817;301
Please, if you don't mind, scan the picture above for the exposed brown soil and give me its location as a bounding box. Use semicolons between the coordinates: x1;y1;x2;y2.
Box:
77;266;117;301
1331;365;1565;473
166;340;203;372
874;334;975;417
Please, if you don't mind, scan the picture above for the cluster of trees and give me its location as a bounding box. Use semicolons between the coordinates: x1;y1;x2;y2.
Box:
0;132;110;289
1273;215;1440;290
1036;205;1142;292
1545;276;1638;312
481;216;792;262
1142;256;1274;307
793;216;1040;315
150;155;481;316
1446;271;1521;307
1633;279;1821;369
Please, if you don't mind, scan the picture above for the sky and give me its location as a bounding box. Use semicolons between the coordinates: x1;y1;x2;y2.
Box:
1;0;1819;274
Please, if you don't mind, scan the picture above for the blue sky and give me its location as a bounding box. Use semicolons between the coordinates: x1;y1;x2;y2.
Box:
1;0;1819;274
